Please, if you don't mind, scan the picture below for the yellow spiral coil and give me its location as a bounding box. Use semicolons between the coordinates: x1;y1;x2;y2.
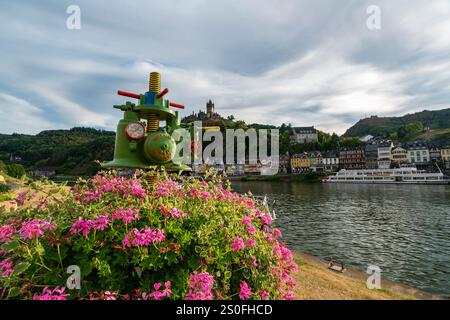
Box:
149;72;161;93
144;171;157;187
146;113;159;133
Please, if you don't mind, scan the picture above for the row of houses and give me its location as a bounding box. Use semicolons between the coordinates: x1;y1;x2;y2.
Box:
289;140;450;173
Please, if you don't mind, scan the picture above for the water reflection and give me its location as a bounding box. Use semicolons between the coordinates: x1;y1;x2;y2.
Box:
232;181;450;296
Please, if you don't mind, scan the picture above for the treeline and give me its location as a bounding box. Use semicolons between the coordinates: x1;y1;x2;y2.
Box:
343;108;450;137
0;127;115;175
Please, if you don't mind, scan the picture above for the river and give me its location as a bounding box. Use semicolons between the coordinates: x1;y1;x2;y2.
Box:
231;181;450;297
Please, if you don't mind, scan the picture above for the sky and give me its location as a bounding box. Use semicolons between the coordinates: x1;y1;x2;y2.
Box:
0;0;449;135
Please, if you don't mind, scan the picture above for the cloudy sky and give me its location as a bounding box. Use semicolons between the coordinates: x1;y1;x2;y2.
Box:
0;0;449;135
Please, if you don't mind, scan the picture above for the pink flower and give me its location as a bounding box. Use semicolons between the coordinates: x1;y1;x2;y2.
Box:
0;224;16;243
148;281;171;300
70;218;92;237
190;188;211;199
258;290;269;300
33;287;70;300
19;219;56;239
16;191;29;204
153;180;182;198
260;213;272;225
252;256;258;267
246;238;256;248
123;227;165;248
231;237;245;251
282;291;295;300
104;291;117;300
272;228;282;238
91;214;109;231
112;208;140;223
241;216;252;226
247;225;257;235
83;189;102;202
185;272;214;300
131;181;146;197
159;206;186;219
239;281;252;300
0;258;14;277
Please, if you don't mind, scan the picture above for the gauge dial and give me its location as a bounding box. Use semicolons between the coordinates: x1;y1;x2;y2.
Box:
125;122;145;140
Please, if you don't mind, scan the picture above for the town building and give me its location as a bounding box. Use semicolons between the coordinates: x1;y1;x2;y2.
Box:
377;140;394;169
290;126;318;144
308;151;324;172
365;142;379;169
406;142;430;165
440;145;450;169
391;146;408;165
323;151;339;172
278;154;291;173
290;153;310;173
429;146;441;162
339;148;365;170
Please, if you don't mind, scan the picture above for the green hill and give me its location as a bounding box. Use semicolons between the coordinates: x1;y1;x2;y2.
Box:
0;127;115;176
343;108;450;139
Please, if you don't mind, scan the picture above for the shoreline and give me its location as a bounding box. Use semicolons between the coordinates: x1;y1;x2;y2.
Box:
293;251;444;300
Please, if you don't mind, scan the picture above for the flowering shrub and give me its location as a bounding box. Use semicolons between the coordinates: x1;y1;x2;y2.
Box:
0;171;297;300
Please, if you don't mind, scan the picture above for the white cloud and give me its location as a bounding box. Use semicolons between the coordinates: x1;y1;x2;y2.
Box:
0;0;449;135
0;93;53;134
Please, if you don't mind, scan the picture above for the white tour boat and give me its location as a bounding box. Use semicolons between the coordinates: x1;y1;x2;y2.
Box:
324;167;448;184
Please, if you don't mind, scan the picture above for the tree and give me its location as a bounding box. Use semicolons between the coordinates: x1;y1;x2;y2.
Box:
7;163;25;178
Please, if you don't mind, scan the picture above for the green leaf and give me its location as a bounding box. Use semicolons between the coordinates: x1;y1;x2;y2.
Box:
14;262;30;275
8;287;21;298
1;240;19;252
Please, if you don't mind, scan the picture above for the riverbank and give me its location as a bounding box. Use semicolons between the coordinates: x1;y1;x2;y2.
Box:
293;251;443;300
227;172;324;183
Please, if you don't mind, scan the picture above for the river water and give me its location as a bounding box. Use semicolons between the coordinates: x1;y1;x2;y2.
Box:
231;181;450;297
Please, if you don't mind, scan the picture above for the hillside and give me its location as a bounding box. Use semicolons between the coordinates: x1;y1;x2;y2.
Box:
343;108;450;138
0;127;115;175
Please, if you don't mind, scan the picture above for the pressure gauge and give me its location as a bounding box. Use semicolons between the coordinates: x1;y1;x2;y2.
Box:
125;122;146;140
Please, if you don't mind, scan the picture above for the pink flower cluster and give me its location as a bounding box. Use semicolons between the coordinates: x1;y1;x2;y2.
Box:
104;291;118;300
16;191;32;204
19;219;56;240
159;206;186;219
239;281;252;300
80;175;147;202
271;242;298;300
142;281;171;300
0;258;14;277
190;188;211;200
123;227;165;248
185;272;214;300
0;224;16;243
260;212;272;225
70;214;110;237
153;179;182;198
112;208;140;223
241;216;256;234
33;287;70;300
131;181;146;197
230;237;245;251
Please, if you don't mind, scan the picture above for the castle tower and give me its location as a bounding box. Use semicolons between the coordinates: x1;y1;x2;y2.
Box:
206;99;214;118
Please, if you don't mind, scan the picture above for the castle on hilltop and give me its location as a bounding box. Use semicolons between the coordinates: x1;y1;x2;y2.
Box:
182;99;225;123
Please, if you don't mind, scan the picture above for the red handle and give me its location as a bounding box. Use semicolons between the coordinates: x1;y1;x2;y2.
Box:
169;102;185;109
117;90;140;99
157;88;169;99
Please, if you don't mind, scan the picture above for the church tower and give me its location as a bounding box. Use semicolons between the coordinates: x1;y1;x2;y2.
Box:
206;99;215;118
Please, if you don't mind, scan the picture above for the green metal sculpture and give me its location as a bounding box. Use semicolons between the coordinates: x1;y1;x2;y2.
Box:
102;72;191;172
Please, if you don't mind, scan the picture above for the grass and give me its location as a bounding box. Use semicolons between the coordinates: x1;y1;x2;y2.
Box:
293;257;414;300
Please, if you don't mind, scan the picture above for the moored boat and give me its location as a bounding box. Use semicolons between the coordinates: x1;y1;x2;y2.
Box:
324;167;448;184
